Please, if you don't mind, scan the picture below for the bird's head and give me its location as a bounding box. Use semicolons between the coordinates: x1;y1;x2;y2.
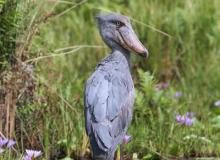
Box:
96;13;148;58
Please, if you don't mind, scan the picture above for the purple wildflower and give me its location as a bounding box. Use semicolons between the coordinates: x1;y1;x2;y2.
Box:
161;82;169;89
175;112;195;126
123;135;132;144
214;100;220;107
23;155;32;160
174;91;182;98
156;82;169;91
7;139;16;149
186;112;195;118
185;117;193;126
0;137;8;147
23;149;42;160
175;114;185;124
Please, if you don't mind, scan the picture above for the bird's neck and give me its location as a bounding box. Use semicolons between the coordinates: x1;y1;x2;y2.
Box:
112;48;131;68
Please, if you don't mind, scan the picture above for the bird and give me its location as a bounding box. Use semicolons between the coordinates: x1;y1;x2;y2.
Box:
84;12;148;160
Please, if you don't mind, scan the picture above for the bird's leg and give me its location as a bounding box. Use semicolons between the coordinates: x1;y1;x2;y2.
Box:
120;144;123;160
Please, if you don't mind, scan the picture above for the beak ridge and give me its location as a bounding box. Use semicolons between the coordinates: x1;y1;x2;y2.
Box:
118;25;149;58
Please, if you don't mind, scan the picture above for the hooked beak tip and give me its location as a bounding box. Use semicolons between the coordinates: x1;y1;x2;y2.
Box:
140;48;149;58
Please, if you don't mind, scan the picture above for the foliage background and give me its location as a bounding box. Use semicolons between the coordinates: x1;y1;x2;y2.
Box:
0;0;220;159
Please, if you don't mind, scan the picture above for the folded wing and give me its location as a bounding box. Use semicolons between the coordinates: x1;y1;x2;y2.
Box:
84;70;134;151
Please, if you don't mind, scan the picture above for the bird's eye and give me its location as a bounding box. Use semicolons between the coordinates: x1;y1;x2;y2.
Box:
115;21;123;28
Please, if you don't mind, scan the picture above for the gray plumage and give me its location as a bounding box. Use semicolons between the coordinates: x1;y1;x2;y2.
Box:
84;13;148;160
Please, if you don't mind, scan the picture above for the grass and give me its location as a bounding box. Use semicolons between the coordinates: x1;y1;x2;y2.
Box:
0;0;220;159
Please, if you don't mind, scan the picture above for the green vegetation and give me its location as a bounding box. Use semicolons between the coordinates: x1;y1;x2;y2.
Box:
0;0;220;159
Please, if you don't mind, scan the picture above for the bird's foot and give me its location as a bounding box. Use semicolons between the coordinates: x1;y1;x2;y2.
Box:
123;134;132;144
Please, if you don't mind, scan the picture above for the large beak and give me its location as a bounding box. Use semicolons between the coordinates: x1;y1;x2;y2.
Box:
118;25;148;58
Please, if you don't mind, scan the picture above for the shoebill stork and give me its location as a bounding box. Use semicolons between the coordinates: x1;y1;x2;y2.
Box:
84;13;148;160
